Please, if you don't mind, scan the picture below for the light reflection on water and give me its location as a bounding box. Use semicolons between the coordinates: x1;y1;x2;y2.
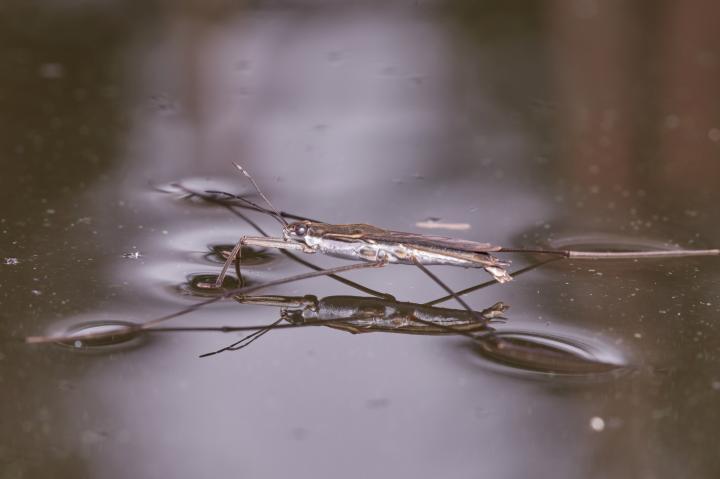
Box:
2;2;720;479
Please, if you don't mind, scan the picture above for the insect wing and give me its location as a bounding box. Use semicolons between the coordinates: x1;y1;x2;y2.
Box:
368;230;502;253
315;224;501;253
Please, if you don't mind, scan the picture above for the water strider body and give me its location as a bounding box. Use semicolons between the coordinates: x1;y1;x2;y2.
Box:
278;221;510;282
207;164;512;287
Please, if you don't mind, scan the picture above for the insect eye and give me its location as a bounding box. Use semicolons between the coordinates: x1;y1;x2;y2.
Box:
295;225;307;236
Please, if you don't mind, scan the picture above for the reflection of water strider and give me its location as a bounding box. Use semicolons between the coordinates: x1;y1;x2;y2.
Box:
210;295;619;375
195;293;508;357
235;294;508;335
197;295;623;376
33;292;624;375
235;295;627;377
30;293;506;348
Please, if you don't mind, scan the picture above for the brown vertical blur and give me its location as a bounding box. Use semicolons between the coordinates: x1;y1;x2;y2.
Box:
547;0;645;210
656;0;720;197
548;0;720;209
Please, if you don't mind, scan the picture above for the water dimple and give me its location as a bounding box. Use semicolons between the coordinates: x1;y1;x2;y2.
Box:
56;321;142;350
149;94;181;117
203;244;276;266
175;273;253;298
473;330;627;376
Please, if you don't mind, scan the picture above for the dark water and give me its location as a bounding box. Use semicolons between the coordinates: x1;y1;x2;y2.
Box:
2;2;720;478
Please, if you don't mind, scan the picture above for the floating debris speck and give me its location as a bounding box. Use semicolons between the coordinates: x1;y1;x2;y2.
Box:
416;219;471;231
3;257;19;265
590;416;605;432
121;251;142;259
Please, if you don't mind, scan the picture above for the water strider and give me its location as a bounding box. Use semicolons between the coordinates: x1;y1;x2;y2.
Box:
209;164;720;290
24;166;718;353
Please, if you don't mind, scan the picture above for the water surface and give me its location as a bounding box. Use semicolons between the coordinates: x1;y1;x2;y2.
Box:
2;2;720;478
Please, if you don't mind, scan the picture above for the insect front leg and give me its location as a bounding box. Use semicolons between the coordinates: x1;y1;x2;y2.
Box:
200;236;249;289
202;236;317;290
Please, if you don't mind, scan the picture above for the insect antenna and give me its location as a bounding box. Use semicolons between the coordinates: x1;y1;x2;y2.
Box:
232;163;288;227
203;189;320;223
